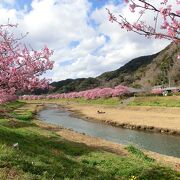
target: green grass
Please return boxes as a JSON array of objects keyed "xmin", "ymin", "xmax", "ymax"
[
  {"xmin": 12, "ymin": 111, "xmax": 33, "ymax": 121},
  {"xmin": 71, "ymin": 97, "xmax": 121, "ymax": 106},
  {"xmin": 24, "ymin": 95, "xmax": 180, "ymax": 108},
  {"xmin": 80, "ymin": 151, "xmax": 178, "ymax": 180},
  {"xmin": 25, "ymin": 97, "xmax": 122, "ymax": 106},
  {"xmin": 0, "ymin": 101, "xmax": 179, "ymax": 179},
  {"xmin": 128, "ymin": 96, "xmax": 180, "ymax": 107},
  {"xmin": 0, "ymin": 101, "xmax": 25, "ymax": 111},
  {"xmin": 126, "ymin": 145, "xmax": 155, "ymax": 163},
  {"xmin": 0, "ymin": 101, "xmax": 34, "ymax": 121}
]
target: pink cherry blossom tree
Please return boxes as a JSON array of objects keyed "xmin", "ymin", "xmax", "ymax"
[
  {"xmin": 0, "ymin": 24, "xmax": 54, "ymax": 104},
  {"xmin": 20, "ymin": 85, "xmax": 131, "ymax": 101},
  {"xmin": 107, "ymin": 0, "xmax": 179, "ymax": 42}
]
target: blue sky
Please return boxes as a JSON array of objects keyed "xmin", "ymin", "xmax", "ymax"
[
  {"xmin": 3, "ymin": 0, "xmax": 32, "ymax": 10},
  {"xmin": 3, "ymin": 0, "xmax": 118, "ymax": 11},
  {"xmin": 0, "ymin": 0, "xmax": 170, "ymax": 81},
  {"xmin": 5, "ymin": 0, "xmax": 121, "ymax": 9}
]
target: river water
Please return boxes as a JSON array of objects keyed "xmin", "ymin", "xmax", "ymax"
[{"xmin": 38, "ymin": 105, "xmax": 180, "ymax": 158}]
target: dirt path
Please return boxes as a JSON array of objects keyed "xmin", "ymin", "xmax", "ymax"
[{"xmin": 67, "ymin": 105, "xmax": 180, "ymax": 134}]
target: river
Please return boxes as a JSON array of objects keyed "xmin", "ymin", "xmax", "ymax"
[{"xmin": 38, "ymin": 104, "xmax": 180, "ymax": 158}]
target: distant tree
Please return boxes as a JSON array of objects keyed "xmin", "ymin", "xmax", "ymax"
[
  {"xmin": 0, "ymin": 23, "xmax": 54, "ymax": 103},
  {"xmin": 20, "ymin": 85, "xmax": 130, "ymax": 100}
]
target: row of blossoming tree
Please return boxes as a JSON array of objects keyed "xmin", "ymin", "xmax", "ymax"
[
  {"xmin": 20, "ymin": 84, "xmax": 179, "ymax": 101},
  {"xmin": 19, "ymin": 85, "xmax": 130, "ymax": 100},
  {"xmin": 0, "ymin": 24, "xmax": 54, "ymax": 104}
]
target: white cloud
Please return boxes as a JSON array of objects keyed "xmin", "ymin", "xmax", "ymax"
[
  {"xmin": 0, "ymin": 0, "xmax": 175, "ymax": 82},
  {"xmin": 90, "ymin": 1, "xmax": 171, "ymax": 65}
]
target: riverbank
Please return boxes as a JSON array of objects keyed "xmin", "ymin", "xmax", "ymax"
[
  {"xmin": 1, "ymin": 101, "xmax": 180, "ymax": 179},
  {"xmin": 0, "ymin": 101, "xmax": 180, "ymax": 179},
  {"xmin": 35, "ymin": 103, "xmax": 180, "ymax": 171},
  {"xmin": 35, "ymin": 118, "xmax": 180, "ymax": 171},
  {"xmin": 23, "ymin": 96, "xmax": 180, "ymax": 135},
  {"xmin": 34, "ymin": 102, "xmax": 180, "ymax": 168},
  {"xmin": 67, "ymin": 104, "xmax": 180, "ymax": 135}
]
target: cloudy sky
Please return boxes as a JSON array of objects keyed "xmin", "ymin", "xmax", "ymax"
[{"xmin": 0, "ymin": 0, "xmax": 172, "ymax": 81}]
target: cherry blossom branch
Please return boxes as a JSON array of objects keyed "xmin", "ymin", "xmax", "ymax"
[
  {"xmin": 0, "ymin": 23, "xmax": 54, "ymax": 103},
  {"xmin": 107, "ymin": 0, "xmax": 180, "ymax": 42}
]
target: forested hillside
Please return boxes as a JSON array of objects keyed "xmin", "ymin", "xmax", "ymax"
[{"xmin": 50, "ymin": 43, "xmax": 180, "ymax": 93}]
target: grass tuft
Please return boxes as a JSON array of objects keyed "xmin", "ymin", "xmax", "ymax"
[
  {"xmin": 126, "ymin": 145, "xmax": 155, "ymax": 162},
  {"xmin": 12, "ymin": 112, "xmax": 33, "ymax": 121}
]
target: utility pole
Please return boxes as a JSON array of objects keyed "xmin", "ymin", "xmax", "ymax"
[
  {"xmin": 167, "ymin": 57, "xmax": 173, "ymax": 88},
  {"xmin": 168, "ymin": 70, "xmax": 171, "ymax": 87}
]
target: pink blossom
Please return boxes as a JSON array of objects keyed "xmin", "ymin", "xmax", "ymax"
[
  {"xmin": 107, "ymin": 0, "xmax": 179, "ymax": 42},
  {"xmin": 151, "ymin": 88, "xmax": 163, "ymax": 94},
  {"xmin": 176, "ymin": 10, "xmax": 180, "ymax": 15},
  {"xmin": 129, "ymin": 3, "xmax": 136, "ymax": 12},
  {"xmin": 19, "ymin": 85, "xmax": 130, "ymax": 101},
  {"xmin": 0, "ymin": 24, "xmax": 54, "ymax": 104}
]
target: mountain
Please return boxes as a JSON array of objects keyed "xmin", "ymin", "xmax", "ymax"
[
  {"xmin": 49, "ymin": 43, "xmax": 180, "ymax": 93},
  {"xmin": 50, "ymin": 78, "xmax": 100, "ymax": 93}
]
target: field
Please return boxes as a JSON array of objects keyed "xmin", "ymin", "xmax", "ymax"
[
  {"xmin": 128, "ymin": 96, "xmax": 180, "ymax": 107},
  {"xmin": 28, "ymin": 95, "xmax": 180, "ymax": 107},
  {"xmin": 0, "ymin": 101, "xmax": 179, "ymax": 179},
  {"xmin": 39, "ymin": 97, "xmax": 122, "ymax": 106}
]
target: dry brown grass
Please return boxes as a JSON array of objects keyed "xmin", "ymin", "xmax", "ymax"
[{"xmin": 68, "ymin": 104, "xmax": 180, "ymax": 131}]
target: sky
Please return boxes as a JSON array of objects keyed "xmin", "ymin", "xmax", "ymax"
[{"xmin": 0, "ymin": 0, "xmax": 173, "ymax": 81}]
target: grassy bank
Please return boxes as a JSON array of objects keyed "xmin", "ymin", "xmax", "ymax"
[
  {"xmin": 48, "ymin": 97, "xmax": 121, "ymax": 106},
  {"xmin": 129, "ymin": 96, "xmax": 180, "ymax": 107},
  {"xmin": 24, "ymin": 95, "xmax": 180, "ymax": 107},
  {"xmin": 0, "ymin": 101, "xmax": 179, "ymax": 179}
]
